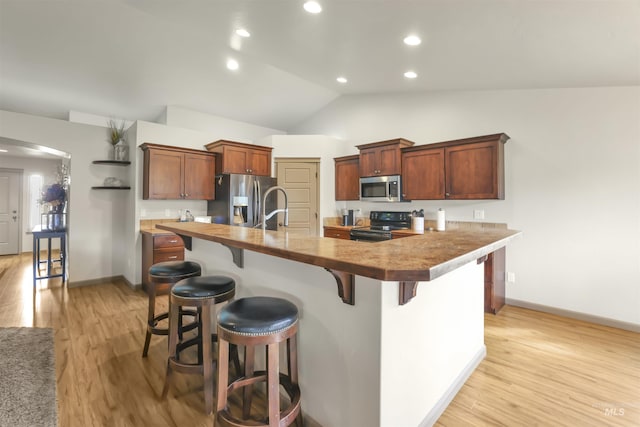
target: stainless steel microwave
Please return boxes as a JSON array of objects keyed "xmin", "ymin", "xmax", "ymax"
[{"xmin": 360, "ymin": 175, "xmax": 402, "ymax": 202}]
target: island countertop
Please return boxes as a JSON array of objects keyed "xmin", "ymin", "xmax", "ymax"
[{"xmin": 156, "ymin": 222, "xmax": 521, "ymax": 282}]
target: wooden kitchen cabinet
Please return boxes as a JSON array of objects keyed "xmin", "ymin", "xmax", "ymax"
[
  {"xmin": 141, "ymin": 232, "xmax": 185, "ymax": 294},
  {"xmin": 401, "ymin": 133, "xmax": 508, "ymax": 200},
  {"xmin": 323, "ymin": 226, "xmax": 352, "ymax": 240},
  {"xmin": 445, "ymin": 136, "xmax": 506, "ymax": 199},
  {"xmin": 334, "ymin": 155, "xmax": 360, "ymax": 200},
  {"xmin": 141, "ymin": 143, "xmax": 215, "ymax": 200},
  {"xmin": 401, "ymin": 148, "xmax": 445, "ymax": 200},
  {"xmin": 356, "ymin": 138, "xmax": 415, "ymax": 177},
  {"xmin": 205, "ymin": 140, "xmax": 273, "ymax": 176},
  {"xmin": 484, "ymin": 247, "xmax": 506, "ymax": 314}
]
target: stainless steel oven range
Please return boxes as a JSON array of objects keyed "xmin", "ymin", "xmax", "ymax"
[{"xmin": 350, "ymin": 211, "xmax": 412, "ymax": 242}]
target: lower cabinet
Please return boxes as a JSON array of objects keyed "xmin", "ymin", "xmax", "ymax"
[
  {"xmin": 484, "ymin": 247, "xmax": 506, "ymax": 314},
  {"xmin": 141, "ymin": 232, "xmax": 185, "ymax": 294},
  {"xmin": 323, "ymin": 226, "xmax": 352, "ymax": 240}
]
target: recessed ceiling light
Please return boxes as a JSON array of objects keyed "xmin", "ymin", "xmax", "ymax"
[
  {"xmin": 304, "ymin": 1, "xmax": 322, "ymax": 14},
  {"xmin": 336, "ymin": 76, "xmax": 347, "ymax": 84},
  {"xmin": 226, "ymin": 59, "xmax": 239, "ymax": 70},
  {"xmin": 403, "ymin": 35, "xmax": 421, "ymax": 46},
  {"xmin": 0, "ymin": 149, "xmax": 7, "ymax": 153},
  {"xmin": 235, "ymin": 28, "xmax": 251, "ymax": 38},
  {"xmin": 404, "ymin": 71, "xmax": 418, "ymax": 79}
]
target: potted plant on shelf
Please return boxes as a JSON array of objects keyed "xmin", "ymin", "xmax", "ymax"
[{"xmin": 108, "ymin": 119, "xmax": 128, "ymax": 161}]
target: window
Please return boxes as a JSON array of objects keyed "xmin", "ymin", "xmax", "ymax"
[{"xmin": 28, "ymin": 174, "xmax": 43, "ymax": 229}]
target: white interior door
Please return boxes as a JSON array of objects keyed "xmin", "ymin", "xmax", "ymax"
[
  {"xmin": 276, "ymin": 159, "xmax": 319, "ymax": 235},
  {"xmin": 0, "ymin": 170, "xmax": 21, "ymax": 255}
]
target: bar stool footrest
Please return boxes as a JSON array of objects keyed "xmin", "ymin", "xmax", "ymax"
[
  {"xmin": 219, "ymin": 372, "xmax": 301, "ymax": 427},
  {"xmin": 148, "ymin": 309, "xmax": 198, "ymax": 335}
]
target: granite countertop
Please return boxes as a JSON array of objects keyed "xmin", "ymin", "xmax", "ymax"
[
  {"xmin": 156, "ymin": 222, "xmax": 521, "ymax": 282},
  {"xmin": 140, "ymin": 219, "xmax": 181, "ymax": 236},
  {"xmin": 323, "ymin": 216, "xmax": 369, "ymax": 229}
]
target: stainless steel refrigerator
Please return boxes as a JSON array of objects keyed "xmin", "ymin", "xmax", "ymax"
[{"xmin": 207, "ymin": 174, "xmax": 278, "ymax": 230}]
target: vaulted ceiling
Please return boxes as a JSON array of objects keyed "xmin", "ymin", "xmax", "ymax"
[{"xmin": 1, "ymin": 0, "xmax": 639, "ymax": 137}]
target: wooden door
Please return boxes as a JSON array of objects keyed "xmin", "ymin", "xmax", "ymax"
[
  {"xmin": 445, "ymin": 141, "xmax": 502, "ymax": 199},
  {"xmin": 144, "ymin": 149, "xmax": 183, "ymax": 199},
  {"xmin": 334, "ymin": 155, "xmax": 359, "ymax": 200},
  {"xmin": 183, "ymin": 153, "xmax": 215, "ymax": 200},
  {"xmin": 276, "ymin": 159, "xmax": 319, "ymax": 235},
  {"xmin": 0, "ymin": 169, "xmax": 21, "ymax": 255},
  {"xmin": 401, "ymin": 148, "xmax": 445, "ymax": 200}
]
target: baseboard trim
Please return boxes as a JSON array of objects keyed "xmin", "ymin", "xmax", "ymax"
[
  {"xmin": 419, "ymin": 345, "xmax": 487, "ymax": 427},
  {"xmin": 68, "ymin": 275, "xmax": 138, "ymax": 289},
  {"xmin": 506, "ymin": 298, "xmax": 640, "ymax": 333}
]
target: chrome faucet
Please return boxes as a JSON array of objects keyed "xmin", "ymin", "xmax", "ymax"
[{"xmin": 260, "ymin": 186, "xmax": 289, "ymax": 230}]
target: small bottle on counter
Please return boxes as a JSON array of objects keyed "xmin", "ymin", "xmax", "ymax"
[{"xmin": 436, "ymin": 208, "xmax": 446, "ymax": 231}]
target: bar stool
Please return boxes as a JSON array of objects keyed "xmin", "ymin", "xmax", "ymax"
[
  {"xmin": 142, "ymin": 260, "xmax": 202, "ymax": 357},
  {"xmin": 161, "ymin": 275, "xmax": 236, "ymax": 414},
  {"xmin": 215, "ymin": 296, "xmax": 302, "ymax": 427}
]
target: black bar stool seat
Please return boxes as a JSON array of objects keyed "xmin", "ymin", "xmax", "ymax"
[
  {"xmin": 215, "ymin": 296, "xmax": 302, "ymax": 427},
  {"xmin": 142, "ymin": 260, "xmax": 202, "ymax": 357},
  {"xmin": 162, "ymin": 275, "xmax": 237, "ymax": 414}
]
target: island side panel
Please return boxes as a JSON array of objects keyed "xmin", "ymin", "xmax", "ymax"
[
  {"xmin": 187, "ymin": 238, "xmax": 383, "ymax": 427},
  {"xmin": 379, "ymin": 261, "xmax": 486, "ymax": 426}
]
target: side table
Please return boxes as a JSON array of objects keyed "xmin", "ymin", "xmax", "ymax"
[{"xmin": 32, "ymin": 225, "xmax": 67, "ymax": 286}]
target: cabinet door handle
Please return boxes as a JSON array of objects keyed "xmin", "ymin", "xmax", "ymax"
[
  {"xmin": 168, "ymin": 255, "xmax": 178, "ymax": 259},
  {"xmin": 445, "ymin": 192, "xmax": 450, "ymax": 197},
  {"xmin": 184, "ymin": 193, "xmax": 189, "ymax": 198},
  {"xmin": 169, "ymin": 240, "xmax": 178, "ymax": 243}
]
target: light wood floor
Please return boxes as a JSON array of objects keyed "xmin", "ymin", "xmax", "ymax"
[{"xmin": 0, "ymin": 253, "xmax": 638, "ymax": 426}]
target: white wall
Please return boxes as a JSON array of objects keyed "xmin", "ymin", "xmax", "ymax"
[
  {"xmin": 290, "ymin": 86, "xmax": 640, "ymax": 326},
  {"xmin": 0, "ymin": 156, "xmax": 61, "ymax": 251},
  {"xmin": 162, "ymin": 105, "xmax": 286, "ymax": 141}
]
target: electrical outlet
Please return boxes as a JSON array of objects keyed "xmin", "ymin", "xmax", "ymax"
[
  {"xmin": 473, "ymin": 209, "xmax": 485, "ymax": 220},
  {"xmin": 507, "ymin": 272, "xmax": 516, "ymax": 283},
  {"xmin": 165, "ymin": 209, "xmax": 171, "ymax": 217},
  {"xmin": 140, "ymin": 208, "xmax": 147, "ymax": 217}
]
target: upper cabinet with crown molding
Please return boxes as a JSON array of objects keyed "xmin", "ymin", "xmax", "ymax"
[
  {"xmin": 205, "ymin": 140, "xmax": 272, "ymax": 176},
  {"xmin": 140, "ymin": 143, "xmax": 216, "ymax": 200},
  {"xmin": 402, "ymin": 133, "xmax": 509, "ymax": 200},
  {"xmin": 356, "ymin": 138, "xmax": 415, "ymax": 177},
  {"xmin": 334, "ymin": 155, "xmax": 360, "ymax": 201}
]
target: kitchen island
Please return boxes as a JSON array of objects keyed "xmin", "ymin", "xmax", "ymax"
[{"xmin": 157, "ymin": 222, "xmax": 520, "ymax": 426}]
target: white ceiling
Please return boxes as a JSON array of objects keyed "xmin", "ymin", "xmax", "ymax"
[{"xmin": 0, "ymin": 0, "xmax": 639, "ymax": 137}]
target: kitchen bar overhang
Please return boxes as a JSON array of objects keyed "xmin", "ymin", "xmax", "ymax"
[{"xmin": 156, "ymin": 222, "xmax": 521, "ymax": 305}]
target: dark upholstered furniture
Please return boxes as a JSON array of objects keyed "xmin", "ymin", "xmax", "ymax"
[
  {"xmin": 215, "ymin": 296, "xmax": 302, "ymax": 427},
  {"xmin": 142, "ymin": 260, "xmax": 201, "ymax": 357},
  {"xmin": 161, "ymin": 275, "xmax": 236, "ymax": 414}
]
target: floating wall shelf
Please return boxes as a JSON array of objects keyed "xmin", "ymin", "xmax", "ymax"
[
  {"xmin": 92, "ymin": 160, "xmax": 131, "ymax": 165},
  {"xmin": 91, "ymin": 186, "xmax": 131, "ymax": 190}
]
